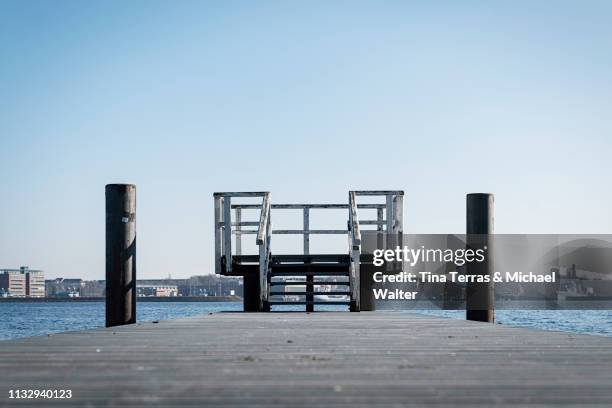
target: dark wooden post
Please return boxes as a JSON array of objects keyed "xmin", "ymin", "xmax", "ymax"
[
  {"xmin": 359, "ymin": 264, "xmax": 375, "ymax": 311},
  {"xmin": 106, "ymin": 184, "xmax": 136, "ymax": 327},
  {"xmin": 466, "ymin": 193, "xmax": 494, "ymax": 323},
  {"xmin": 243, "ymin": 272, "xmax": 260, "ymax": 312}
]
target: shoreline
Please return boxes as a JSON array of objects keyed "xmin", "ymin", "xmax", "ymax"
[{"xmin": 0, "ymin": 296, "xmax": 242, "ymax": 303}]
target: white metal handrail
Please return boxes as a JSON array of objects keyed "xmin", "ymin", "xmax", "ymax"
[
  {"xmin": 214, "ymin": 192, "xmax": 271, "ymax": 275},
  {"xmin": 348, "ymin": 191, "xmax": 361, "ymax": 310},
  {"xmin": 349, "ymin": 192, "xmax": 362, "ymax": 247},
  {"xmin": 256, "ymin": 193, "xmax": 271, "ymax": 245},
  {"xmin": 257, "ymin": 193, "xmax": 271, "ymax": 309},
  {"xmin": 348, "ymin": 190, "xmax": 404, "ymax": 311}
]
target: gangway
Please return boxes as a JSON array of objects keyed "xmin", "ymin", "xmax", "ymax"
[{"xmin": 213, "ymin": 191, "xmax": 404, "ymax": 312}]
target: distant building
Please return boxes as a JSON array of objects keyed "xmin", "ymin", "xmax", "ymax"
[
  {"xmin": 32, "ymin": 274, "xmax": 243, "ymax": 298},
  {"xmin": 81, "ymin": 280, "xmax": 105, "ymax": 297},
  {"xmin": 0, "ymin": 270, "xmax": 26, "ymax": 297},
  {"xmin": 25, "ymin": 268, "xmax": 45, "ymax": 297},
  {"xmin": 137, "ymin": 275, "xmax": 242, "ymax": 297},
  {"xmin": 0, "ymin": 267, "xmax": 44, "ymax": 297},
  {"xmin": 187, "ymin": 275, "xmax": 243, "ymax": 297},
  {"xmin": 45, "ymin": 278, "xmax": 83, "ymax": 298},
  {"xmin": 137, "ymin": 285, "xmax": 178, "ymax": 297}
]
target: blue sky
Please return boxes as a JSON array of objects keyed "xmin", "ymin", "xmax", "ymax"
[{"xmin": 1, "ymin": 0, "xmax": 611, "ymax": 279}]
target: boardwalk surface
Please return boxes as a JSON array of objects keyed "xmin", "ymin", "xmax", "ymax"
[{"xmin": 2, "ymin": 312, "xmax": 612, "ymax": 407}]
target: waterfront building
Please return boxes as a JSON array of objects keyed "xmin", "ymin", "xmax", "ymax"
[
  {"xmin": 137, "ymin": 285, "xmax": 178, "ymax": 297},
  {"xmin": 45, "ymin": 278, "xmax": 83, "ymax": 297},
  {"xmin": 25, "ymin": 268, "xmax": 45, "ymax": 297},
  {"xmin": 81, "ymin": 280, "xmax": 105, "ymax": 297},
  {"xmin": 0, "ymin": 270, "xmax": 26, "ymax": 297},
  {"xmin": 0, "ymin": 266, "xmax": 44, "ymax": 297}
]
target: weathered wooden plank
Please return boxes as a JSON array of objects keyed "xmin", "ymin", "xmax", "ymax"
[{"xmin": 2, "ymin": 312, "xmax": 612, "ymax": 407}]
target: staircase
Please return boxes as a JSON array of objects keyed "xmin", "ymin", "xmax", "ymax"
[
  {"xmin": 268, "ymin": 254, "xmax": 352, "ymax": 311},
  {"xmin": 213, "ymin": 190, "xmax": 404, "ymax": 312}
]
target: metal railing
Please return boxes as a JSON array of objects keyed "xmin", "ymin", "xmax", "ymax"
[
  {"xmin": 348, "ymin": 191, "xmax": 404, "ymax": 310},
  {"xmin": 257, "ymin": 193, "xmax": 271, "ymax": 309},
  {"xmin": 213, "ymin": 192, "xmax": 270, "ymax": 274},
  {"xmin": 214, "ymin": 190, "xmax": 403, "ymax": 311},
  {"xmin": 348, "ymin": 191, "xmax": 361, "ymax": 309}
]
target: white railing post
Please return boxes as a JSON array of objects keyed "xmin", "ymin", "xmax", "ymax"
[
  {"xmin": 214, "ymin": 195, "xmax": 223, "ymax": 274},
  {"xmin": 235, "ymin": 208, "xmax": 242, "ymax": 256},
  {"xmin": 349, "ymin": 191, "xmax": 361, "ymax": 312},
  {"xmin": 377, "ymin": 207, "xmax": 384, "ymax": 249},
  {"xmin": 303, "ymin": 208, "xmax": 310, "ymax": 256},
  {"xmin": 223, "ymin": 196, "xmax": 232, "ymax": 274},
  {"xmin": 265, "ymin": 212, "xmax": 271, "ymax": 310},
  {"xmin": 393, "ymin": 193, "xmax": 403, "ymax": 235},
  {"xmin": 257, "ymin": 193, "xmax": 271, "ymax": 311},
  {"xmin": 304, "ymin": 207, "xmax": 313, "ymax": 312},
  {"xmin": 258, "ymin": 237, "xmax": 266, "ymax": 310},
  {"xmin": 385, "ymin": 194, "xmax": 394, "ymax": 234},
  {"xmin": 392, "ymin": 193, "xmax": 404, "ymax": 277},
  {"xmin": 352, "ymin": 248, "xmax": 360, "ymax": 311}
]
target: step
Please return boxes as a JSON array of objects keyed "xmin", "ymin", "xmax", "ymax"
[
  {"xmin": 271, "ymin": 271, "xmax": 350, "ymax": 277},
  {"xmin": 272, "ymin": 254, "xmax": 350, "ymax": 263},
  {"xmin": 269, "ymin": 291, "xmax": 350, "ymax": 296},
  {"xmin": 233, "ymin": 254, "xmax": 351, "ymax": 264},
  {"xmin": 269, "ymin": 281, "xmax": 350, "ymax": 286},
  {"xmin": 232, "ymin": 255, "xmax": 260, "ymax": 263},
  {"xmin": 271, "ymin": 263, "xmax": 349, "ymax": 273},
  {"xmin": 229, "ymin": 263, "xmax": 258, "ymax": 275},
  {"xmin": 268, "ymin": 301, "xmax": 351, "ymax": 306},
  {"xmin": 232, "ymin": 254, "xmax": 364, "ymax": 265}
]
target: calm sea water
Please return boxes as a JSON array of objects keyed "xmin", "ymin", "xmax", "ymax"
[
  {"xmin": 415, "ymin": 310, "xmax": 612, "ymax": 337},
  {"xmin": 0, "ymin": 301, "xmax": 243, "ymax": 340},
  {"xmin": 1, "ymin": 301, "xmax": 612, "ymax": 340}
]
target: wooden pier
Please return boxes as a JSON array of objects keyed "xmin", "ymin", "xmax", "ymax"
[{"xmin": 3, "ymin": 311, "xmax": 612, "ymax": 407}]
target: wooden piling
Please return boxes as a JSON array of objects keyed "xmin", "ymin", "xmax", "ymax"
[
  {"xmin": 243, "ymin": 272, "xmax": 260, "ymax": 312},
  {"xmin": 466, "ymin": 193, "xmax": 494, "ymax": 323},
  {"xmin": 359, "ymin": 263, "xmax": 375, "ymax": 311},
  {"xmin": 105, "ymin": 184, "xmax": 136, "ymax": 327}
]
